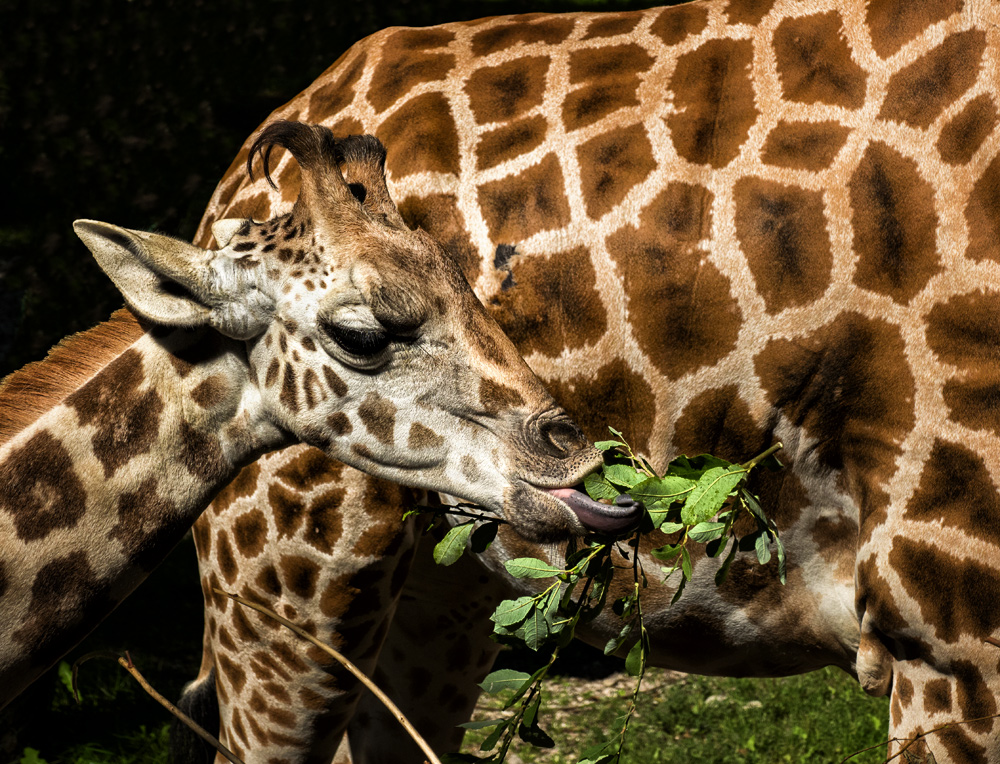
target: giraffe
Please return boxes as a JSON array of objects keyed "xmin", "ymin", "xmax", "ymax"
[
  {"xmin": 174, "ymin": 0, "xmax": 1000, "ymax": 762},
  {"xmin": 0, "ymin": 122, "xmax": 621, "ymax": 712}
]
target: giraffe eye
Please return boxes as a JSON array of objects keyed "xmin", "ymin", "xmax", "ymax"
[{"xmin": 323, "ymin": 324, "xmax": 390, "ymax": 357}]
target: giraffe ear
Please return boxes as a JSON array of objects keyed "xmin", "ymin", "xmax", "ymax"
[{"xmin": 73, "ymin": 219, "xmax": 273, "ymax": 339}]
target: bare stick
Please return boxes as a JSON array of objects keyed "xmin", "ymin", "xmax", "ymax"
[
  {"xmin": 215, "ymin": 588, "xmax": 444, "ymax": 764},
  {"xmin": 841, "ymin": 711, "xmax": 1000, "ymax": 763},
  {"xmin": 72, "ymin": 650, "xmax": 245, "ymax": 764}
]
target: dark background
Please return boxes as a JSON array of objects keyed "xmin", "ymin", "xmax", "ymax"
[{"xmin": 0, "ymin": 0, "xmax": 661, "ymax": 760}]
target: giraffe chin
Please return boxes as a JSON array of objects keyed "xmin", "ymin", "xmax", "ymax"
[{"xmin": 546, "ymin": 488, "xmax": 642, "ymax": 535}]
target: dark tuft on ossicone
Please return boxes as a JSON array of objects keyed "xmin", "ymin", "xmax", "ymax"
[{"xmin": 247, "ymin": 121, "xmax": 342, "ymax": 190}]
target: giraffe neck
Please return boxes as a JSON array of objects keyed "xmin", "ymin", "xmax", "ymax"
[{"xmin": 0, "ymin": 311, "xmax": 290, "ymax": 707}]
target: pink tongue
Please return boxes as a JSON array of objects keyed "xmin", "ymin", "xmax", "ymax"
[{"xmin": 547, "ymin": 488, "xmax": 643, "ymax": 534}]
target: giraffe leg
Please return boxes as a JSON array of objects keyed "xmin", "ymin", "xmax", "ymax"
[{"xmin": 340, "ymin": 531, "xmax": 509, "ymax": 763}]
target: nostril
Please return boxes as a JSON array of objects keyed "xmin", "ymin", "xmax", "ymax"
[{"xmin": 536, "ymin": 413, "xmax": 587, "ymax": 456}]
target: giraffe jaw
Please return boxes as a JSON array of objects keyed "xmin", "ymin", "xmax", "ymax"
[{"xmin": 545, "ymin": 488, "xmax": 643, "ymax": 535}]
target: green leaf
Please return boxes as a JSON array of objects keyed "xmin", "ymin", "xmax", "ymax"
[
  {"xmin": 433, "ymin": 522, "xmax": 475, "ymax": 566},
  {"xmin": 584, "ymin": 472, "xmax": 619, "ymax": 502},
  {"xmin": 680, "ymin": 465, "xmax": 745, "ymax": 525},
  {"xmin": 602, "ymin": 463, "xmax": 645, "ymax": 489},
  {"xmin": 625, "ymin": 638, "xmax": 644, "ymax": 677},
  {"xmin": 519, "ymin": 721, "xmax": 556, "ymax": 748},
  {"xmin": 608, "ymin": 426, "xmax": 624, "ymax": 438},
  {"xmin": 774, "ymin": 533, "xmax": 787, "ymax": 584},
  {"xmin": 604, "ymin": 622, "xmax": 632, "ymax": 655},
  {"xmin": 650, "ymin": 543, "xmax": 683, "ymax": 561},
  {"xmin": 19, "ymin": 750, "xmax": 48, "ymax": 764},
  {"xmin": 667, "ymin": 453, "xmax": 731, "ymax": 480},
  {"xmin": 670, "ymin": 572, "xmax": 688, "ymax": 604},
  {"xmin": 579, "ymin": 739, "xmax": 620, "ymax": 764},
  {"xmin": 594, "ymin": 440, "xmax": 625, "ymax": 451},
  {"xmin": 480, "ymin": 720, "xmax": 507, "ymax": 752},
  {"xmin": 471, "ymin": 521, "xmax": 498, "ymax": 553},
  {"xmin": 58, "ymin": 661, "xmax": 74, "ymax": 696},
  {"xmin": 687, "ymin": 521, "xmax": 726, "ymax": 543},
  {"xmin": 715, "ymin": 540, "xmax": 737, "ymax": 586},
  {"xmin": 755, "ymin": 531, "xmax": 772, "ymax": 566},
  {"xmin": 654, "ymin": 520, "xmax": 685, "ymax": 534},
  {"xmin": 630, "ymin": 475, "xmax": 696, "ymax": 507},
  {"xmin": 504, "ymin": 557, "xmax": 563, "ymax": 579},
  {"xmin": 491, "ymin": 597, "xmax": 536, "ymax": 628},
  {"xmin": 478, "ymin": 669, "xmax": 531, "ymax": 695},
  {"xmin": 680, "ymin": 546, "xmax": 693, "ymax": 580},
  {"xmin": 523, "ymin": 692, "xmax": 542, "ymax": 728},
  {"xmin": 517, "ymin": 605, "xmax": 549, "ymax": 650}
]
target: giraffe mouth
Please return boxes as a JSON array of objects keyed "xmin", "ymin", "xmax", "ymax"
[{"xmin": 546, "ymin": 488, "xmax": 643, "ymax": 534}]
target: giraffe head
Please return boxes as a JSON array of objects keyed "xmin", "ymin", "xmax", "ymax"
[{"xmin": 72, "ymin": 121, "xmax": 639, "ymax": 541}]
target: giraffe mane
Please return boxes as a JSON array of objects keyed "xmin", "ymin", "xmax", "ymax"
[{"xmin": 0, "ymin": 308, "xmax": 145, "ymax": 446}]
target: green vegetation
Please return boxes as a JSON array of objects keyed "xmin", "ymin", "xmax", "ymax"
[{"xmin": 464, "ymin": 665, "xmax": 890, "ymax": 764}]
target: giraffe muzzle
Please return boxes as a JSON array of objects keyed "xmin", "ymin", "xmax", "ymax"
[{"xmin": 545, "ymin": 487, "xmax": 643, "ymax": 534}]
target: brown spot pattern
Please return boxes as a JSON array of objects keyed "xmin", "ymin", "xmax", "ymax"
[
  {"xmin": 308, "ymin": 49, "xmax": 367, "ymax": 120},
  {"xmin": 649, "ymin": 4, "xmax": 708, "ymax": 47},
  {"xmin": 376, "ymin": 93, "xmax": 460, "ymax": 179},
  {"xmin": 583, "ymin": 14, "xmax": 640, "ymax": 40},
  {"xmin": 563, "ymin": 44, "xmax": 654, "ymax": 131},
  {"xmin": 489, "ymin": 246, "xmax": 607, "ymax": 358},
  {"xmin": 367, "ymin": 28, "xmax": 455, "ymax": 113},
  {"xmin": 322, "ymin": 366, "xmax": 348, "ymax": 397},
  {"xmin": 577, "ymin": 123, "xmax": 656, "ymax": 220},
  {"xmin": 303, "ymin": 488, "xmax": 346, "ymax": 554},
  {"xmin": 735, "ymin": 176, "xmax": 834, "ymax": 313},
  {"xmin": 67, "ymin": 348, "xmax": 164, "ymax": 477},
  {"xmin": 879, "ymin": 30, "xmax": 985, "ymax": 129},
  {"xmin": 109, "ymin": 476, "xmax": 184, "ymax": 570},
  {"xmin": 466, "ymin": 56, "xmax": 549, "ymax": 125},
  {"xmin": 761, "ymin": 120, "xmax": 851, "ymax": 171},
  {"xmin": 924, "ymin": 678, "xmax": 953, "ymax": 715},
  {"xmin": 475, "ymin": 116, "xmax": 548, "ymax": 173},
  {"xmin": 865, "ymin": 0, "xmax": 965, "ymax": 60},
  {"xmin": 211, "ymin": 461, "xmax": 260, "ymax": 515},
  {"xmin": 280, "ymin": 364, "xmax": 298, "ymax": 412},
  {"xmin": 216, "ymin": 529, "xmax": 238, "ymax": 583},
  {"xmin": 725, "ymin": 0, "xmax": 775, "ymax": 25},
  {"xmin": 280, "ymin": 555, "xmax": 321, "ymax": 599},
  {"xmin": 849, "ymin": 141, "xmax": 939, "ymax": 303},
  {"xmin": 953, "ymin": 660, "xmax": 997, "ymax": 734},
  {"xmin": 926, "ymin": 291, "xmax": 1000, "ymax": 437},
  {"xmin": 192, "ymin": 376, "xmax": 229, "ymax": 409},
  {"xmin": 327, "ymin": 412, "xmax": 352, "ymax": 436},
  {"xmin": 269, "ymin": 482, "xmax": 305, "ymax": 540},
  {"xmin": 906, "ymin": 440, "xmax": 1000, "ymax": 548},
  {"xmin": 773, "ymin": 12, "xmax": 866, "ymax": 109},
  {"xmin": 478, "ymin": 378, "xmax": 525, "ymax": 416},
  {"xmin": 671, "ymin": 386, "xmax": 764, "ymax": 461},
  {"xmin": 546, "ymin": 359, "xmax": 655, "ymax": 453},
  {"xmin": 607, "ymin": 182, "xmax": 742, "ymax": 380},
  {"xmin": 233, "ymin": 509, "xmax": 268, "ymax": 558},
  {"xmin": 179, "ymin": 421, "xmax": 229, "ymax": 482},
  {"xmin": 938, "ymin": 94, "xmax": 998, "ymax": 166},
  {"xmin": 396, "ymin": 193, "xmax": 481, "ymax": 284},
  {"xmin": 470, "ymin": 16, "xmax": 574, "ymax": 57},
  {"xmin": 889, "ymin": 537, "xmax": 1000, "ymax": 643},
  {"xmin": 754, "ymin": 313, "xmax": 915, "ymax": 523},
  {"xmin": 667, "ymin": 38, "xmax": 758, "ymax": 168},
  {"xmin": 0, "ymin": 431, "xmax": 87, "ymax": 541},
  {"xmin": 408, "ymin": 422, "xmax": 444, "ymax": 450},
  {"xmin": 478, "ymin": 153, "xmax": 571, "ymax": 243},
  {"xmin": 358, "ymin": 393, "xmax": 397, "ymax": 446},
  {"xmin": 275, "ymin": 448, "xmax": 340, "ymax": 490},
  {"xmin": 965, "ymin": 154, "xmax": 1000, "ymax": 263}
]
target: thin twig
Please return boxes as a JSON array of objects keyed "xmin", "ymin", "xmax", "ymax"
[
  {"xmin": 215, "ymin": 589, "xmax": 443, "ymax": 764},
  {"xmin": 841, "ymin": 711, "xmax": 1000, "ymax": 763},
  {"xmin": 72, "ymin": 650, "xmax": 245, "ymax": 764},
  {"xmin": 740, "ymin": 442, "xmax": 784, "ymax": 470}
]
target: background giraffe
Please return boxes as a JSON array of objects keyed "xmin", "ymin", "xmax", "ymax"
[{"xmin": 174, "ymin": 1, "xmax": 1000, "ymax": 762}]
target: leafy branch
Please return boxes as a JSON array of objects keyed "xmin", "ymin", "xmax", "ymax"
[{"xmin": 431, "ymin": 430, "xmax": 786, "ymax": 764}]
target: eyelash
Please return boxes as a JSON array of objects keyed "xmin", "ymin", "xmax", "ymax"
[{"xmin": 324, "ymin": 324, "xmax": 390, "ymax": 356}]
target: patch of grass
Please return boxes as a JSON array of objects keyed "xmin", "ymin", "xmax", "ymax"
[{"xmin": 465, "ymin": 666, "xmax": 890, "ymax": 763}]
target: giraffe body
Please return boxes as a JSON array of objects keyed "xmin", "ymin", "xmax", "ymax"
[
  {"xmin": 0, "ymin": 125, "xmax": 609, "ymax": 709},
  {"xmin": 183, "ymin": 1, "xmax": 1000, "ymax": 761}
]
